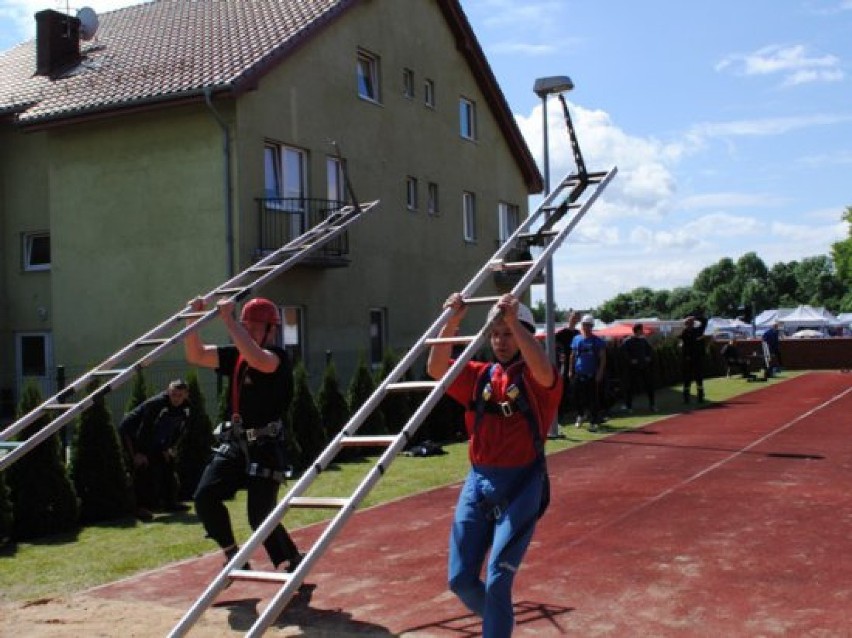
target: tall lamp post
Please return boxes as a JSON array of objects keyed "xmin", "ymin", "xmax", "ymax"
[{"xmin": 534, "ymin": 75, "xmax": 574, "ymax": 438}]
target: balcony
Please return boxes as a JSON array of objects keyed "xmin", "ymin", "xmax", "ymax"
[{"xmin": 254, "ymin": 198, "xmax": 351, "ymax": 268}]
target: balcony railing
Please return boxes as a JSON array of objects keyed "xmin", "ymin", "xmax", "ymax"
[{"xmin": 255, "ymin": 197, "xmax": 350, "ymax": 267}]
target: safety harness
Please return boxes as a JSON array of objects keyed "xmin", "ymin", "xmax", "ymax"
[
  {"xmin": 212, "ymin": 354, "xmax": 289, "ymax": 483},
  {"xmin": 470, "ymin": 362, "xmax": 550, "ymax": 523}
]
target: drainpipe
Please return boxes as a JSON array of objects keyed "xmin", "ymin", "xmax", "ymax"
[{"xmin": 203, "ymin": 87, "xmax": 234, "ymax": 278}]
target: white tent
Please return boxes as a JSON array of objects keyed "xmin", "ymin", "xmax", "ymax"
[{"xmin": 777, "ymin": 305, "xmax": 833, "ymax": 334}]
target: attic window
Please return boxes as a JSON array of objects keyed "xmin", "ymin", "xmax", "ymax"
[
  {"xmin": 357, "ymin": 49, "xmax": 381, "ymax": 103},
  {"xmin": 460, "ymin": 97, "xmax": 477, "ymax": 140},
  {"xmin": 23, "ymin": 232, "xmax": 51, "ymax": 271}
]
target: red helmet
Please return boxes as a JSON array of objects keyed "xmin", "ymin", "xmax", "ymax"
[{"xmin": 240, "ymin": 298, "xmax": 281, "ymax": 325}]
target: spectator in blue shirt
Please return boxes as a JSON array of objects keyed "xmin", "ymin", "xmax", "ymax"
[{"xmin": 569, "ymin": 315, "xmax": 607, "ymax": 431}]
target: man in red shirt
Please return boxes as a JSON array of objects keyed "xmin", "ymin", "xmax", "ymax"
[{"xmin": 428, "ymin": 292, "xmax": 562, "ymax": 638}]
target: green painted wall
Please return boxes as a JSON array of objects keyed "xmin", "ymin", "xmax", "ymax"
[{"xmin": 47, "ymin": 105, "xmax": 229, "ymax": 370}]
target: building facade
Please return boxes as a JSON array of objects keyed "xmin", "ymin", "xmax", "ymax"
[{"xmin": 0, "ymin": 0, "xmax": 541, "ymax": 417}]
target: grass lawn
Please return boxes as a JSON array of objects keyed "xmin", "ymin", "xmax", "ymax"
[{"xmin": 0, "ymin": 372, "xmax": 796, "ymax": 603}]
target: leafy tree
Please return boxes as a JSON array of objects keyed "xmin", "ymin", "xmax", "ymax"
[
  {"xmin": 694, "ymin": 258, "xmax": 736, "ymax": 296},
  {"xmin": 175, "ymin": 370, "xmax": 215, "ymax": 500},
  {"xmin": 794, "ymin": 256, "xmax": 845, "ymax": 308},
  {"xmin": 7, "ymin": 381, "xmax": 79, "ymax": 540},
  {"xmin": 69, "ymin": 380, "xmax": 133, "ymax": 523},
  {"xmin": 768, "ymin": 261, "xmax": 799, "ymax": 308},
  {"xmin": 316, "ymin": 360, "xmax": 350, "ymax": 461},
  {"xmin": 288, "ymin": 362, "xmax": 326, "ymax": 469},
  {"xmin": 831, "ymin": 207, "xmax": 852, "ymax": 304}
]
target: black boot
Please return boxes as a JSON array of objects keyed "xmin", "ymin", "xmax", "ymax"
[
  {"xmin": 697, "ymin": 388, "xmax": 705, "ymax": 403},
  {"xmin": 682, "ymin": 388, "xmax": 690, "ymax": 404}
]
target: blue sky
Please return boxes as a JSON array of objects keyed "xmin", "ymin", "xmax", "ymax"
[{"xmin": 2, "ymin": 0, "xmax": 850, "ymax": 311}]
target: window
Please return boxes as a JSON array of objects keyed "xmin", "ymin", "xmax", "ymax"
[
  {"xmin": 23, "ymin": 232, "xmax": 50, "ymax": 271},
  {"xmin": 460, "ymin": 97, "xmax": 476, "ymax": 140},
  {"xmin": 357, "ymin": 49, "xmax": 380, "ymax": 102},
  {"xmin": 424, "ymin": 79, "xmax": 435, "ymax": 107},
  {"xmin": 403, "ymin": 68, "xmax": 414, "ymax": 98},
  {"xmin": 327, "ymin": 156, "xmax": 346, "ymax": 203},
  {"xmin": 280, "ymin": 306, "xmax": 305, "ymax": 365},
  {"xmin": 369, "ymin": 308, "xmax": 387, "ymax": 369},
  {"xmin": 406, "ymin": 176, "xmax": 418, "ymax": 211},
  {"xmin": 463, "ymin": 191, "xmax": 477, "ymax": 242},
  {"xmin": 264, "ymin": 143, "xmax": 307, "ymax": 236},
  {"xmin": 427, "ymin": 182, "xmax": 439, "ymax": 216},
  {"xmin": 498, "ymin": 202, "xmax": 521, "ymax": 243}
]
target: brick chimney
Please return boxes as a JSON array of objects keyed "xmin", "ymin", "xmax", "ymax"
[{"xmin": 35, "ymin": 9, "xmax": 81, "ymax": 76}]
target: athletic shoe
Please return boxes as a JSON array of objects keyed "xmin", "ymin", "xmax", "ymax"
[
  {"xmin": 135, "ymin": 507, "xmax": 154, "ymax": 522},
  {"xmin": 574, "ymin": 416, "xmax": 583, "ymax": 428},
  {"xmin": 281, "ymin": 552, "xmax": 305, "ymax": 572}
]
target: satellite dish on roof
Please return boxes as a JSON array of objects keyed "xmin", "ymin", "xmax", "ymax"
[{"xmin": 77, "ymin": 6, "xmax": 99, "ymax": 41}]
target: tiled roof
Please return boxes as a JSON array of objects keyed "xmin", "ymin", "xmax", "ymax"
[
  {"xmin": 0, "ymin": 0, "xmax": 350, "ymax": 124},
  {"xmin": 0, "ymin": 0, "xmax": 542, "ymax": 191}
]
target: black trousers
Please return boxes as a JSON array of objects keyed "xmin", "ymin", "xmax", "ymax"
[
  {"xmin": 571, "ymin": 375, "xmax": 601, "ymax": 423},
  {"xmin": 624, "ymin": 366, "xmax": 655, "ymax": 409},
  {"xmin": 193, "ymin": 451, "xmax": 299, "ymax": 567},
  {"xmin": 133, "ymin": 451, "xmax": 179, "ymax": 510},
  {"xmin": 682, "ymin": 356, "xmax": 704, "ymax": 395}
]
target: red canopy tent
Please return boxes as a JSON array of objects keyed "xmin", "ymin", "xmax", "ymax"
[{"xmin": 594, "ymin": 323, "xmax": 654, "ymax": 339}]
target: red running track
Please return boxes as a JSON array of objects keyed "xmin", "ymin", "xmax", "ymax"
[{"xmin": 89, "ymin": 372, "xmax": 852, "ymax": 636}]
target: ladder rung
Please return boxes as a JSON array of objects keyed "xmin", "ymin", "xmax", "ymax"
[
  {"xmin": 136, "ymin": 339, "xmax": 169, "ymax": 347},
  {"xmin": 340, "ymin": 435, "xmax": 397, "ymax": 447},
  {"xmin": 518, "ymin": 230, "xmax": 558, "ymax": 240},
  {"xmin": 0, "ymin": 441, "xmax": 22, "ymax": 450},
  {"xmin": 229, "ymin": 569, "xmax": 291, "ymax": 584},
  {"xmin": 44, "ymin": 403, "xmax": 78, "ymax": 410},
  {"xmin": 92, "ymin": 369, "xmax": 127, "ymax": 376},
  {"xmin": 213, "ymin": 287, "xmax": 246, "ymax": 296},
  {"xmin": 386, "ymin": 381, "xmax": 437, "ymax": 392},
  {"xmin": 462, "ymin": 295, "xmax": 501, "ymax": 306},
  {"xmin": 424, "ymin": 336, "xmax": 475, "ymax": 346},
  {"xmin": 248, "ymin": 265, "xmax": 277, "ymax": 273},
  {"xmin": 178, "ymin": 311, "xmax": 207, "ymax": 319},
  {"xmin": 491, "ymin": 260, "xmax": 534, "ymax": 272},
  {"xmin": 290, "ymin": 496, "xmax": 350, "ymax": 509}
]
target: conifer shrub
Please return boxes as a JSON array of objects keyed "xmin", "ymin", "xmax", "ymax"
[
  {"xmin": 347, "ymin": 353, "xmax": 387, "ymax": 457},
  {"xmin": 288, "ymin": 362, "xmax": 326, "ymax": 469},
  {"xmin": 316, "ymin": 360, "xmax": 350, "ymax": 462},
  {"xmin": 126, "ymin": 369, "xmax": 148, "ymax": 413},
  {"xmin": 175, "ymin": 371, "xmax": 215, "ymax": 500},
  {"xmin": 0, "ymin": 472, "xmax": 12, "ymax": 545},
  {"xmin": 7, "ymin": 381, "xmax": 79, "ymax": 540},
  {"xmin": 375, "ymin": 348, "xmax": 414, "ymax": 435},
  {"xmin": 69, "ymin": 380, "xmax": 133, "ymax": 523}
]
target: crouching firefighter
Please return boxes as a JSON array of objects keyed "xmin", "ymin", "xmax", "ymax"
[
  {"xmin": 428, "ymin": 292, "xmax": 562, "ymax": 638},
  {"xmin": 184, "ymin": 296, "xmax": 303, "ymax": 571}
]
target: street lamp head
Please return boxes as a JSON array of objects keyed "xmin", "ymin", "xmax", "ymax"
[{"xmin": 533, "ymin": 75, "xmax": 574, "ymax": 98}]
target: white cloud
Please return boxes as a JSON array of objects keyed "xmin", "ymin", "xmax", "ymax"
[
  {"xmin": 716, "ymin": 44, "xmax": 844, "ymax": 86},
  {"xmin": 679, "ymin": 192, "xmax": 789, "ymax": 210}
]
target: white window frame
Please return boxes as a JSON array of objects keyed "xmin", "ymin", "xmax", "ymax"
[
  {"xmin": 463, "ymin": 191, "xmax": 477, "ymax": 242},
  {"xmin": 369, "ymin": 307, "xmax": 387, "ymax": 369},
  {"xmin": 23, "ymin": 232, "xmax": 51, "ymax": 271},
  {"xmin": 327, "ymin": 156, "xmax": 346, "ymax": 203},
  {"xmin": 427, "ymin": 182, "xmax": 439, "ymax": 216},
  {"xmin": 357, "ymin": 49, "xmax": 381, "ymax": 103},
  {"xmin": 498, "ymin": 202, "xmax": 520, "ymax": 243},
  {"xmin": 264, "ymin": 143, "xmax": 308, "ymax": 237},
  {"xmin": 460, "ymin": 97, "xmax": 477, "ymax": 140},
  {"xmin": 424, "ymin": 79, "xmax": 435, "ymax": 108},
  {"xmin": 280, "ymin": 305, "xmax": 305, "ymax": 366},
  {"xmin": 406, "ymin": 176, "xmax": 418, "ymax": 211},
  {"xmin": 403, "ymin": 68, "xmax": 415, "ymax": 99}
]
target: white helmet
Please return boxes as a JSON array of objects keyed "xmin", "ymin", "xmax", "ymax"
[
  {"xmin": 488, "ymin": 301, "xmax": 536, "ymax": 333},
  {"xmin": 581, "ymin": 313, "xmax": 595, "ymax": 325}
]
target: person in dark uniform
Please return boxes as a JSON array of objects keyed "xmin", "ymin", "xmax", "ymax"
[
  {"xmin": 619, "ymin": 323, "xmax": 656, "ymax": 412},
  {"xmin": 184, "ymin": 296, "xmax": 301, "ymax": 571},
  {"xmin": 119, "ymin": 379, "xmax": 191, "ymax": 521},
  {"xmin": 679, "ymin": 314, "xmax": 708, "ymax": 403},
  {"xmin": 720, "ymin": 338, "xmax": 755, "ymax": 380},
  {"xmin": 554, "ymin": 310, "xmax": 581, "ymax": 420}
]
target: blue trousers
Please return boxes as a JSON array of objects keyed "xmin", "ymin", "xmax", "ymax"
[{"xmin": 448, "ymin": 464, "xmax": 543, "ymax": 638}]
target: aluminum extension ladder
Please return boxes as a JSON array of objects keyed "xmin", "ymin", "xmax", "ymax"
[
  {"xmin": 170, "ymin": 167, "xmax": 617, "ymax": 635},
  {"xmin": 0, "ymin": 199, "xmax": 378, "ymax": 472}
]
